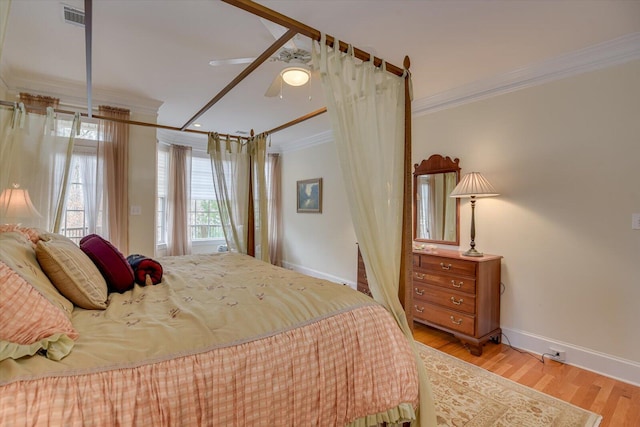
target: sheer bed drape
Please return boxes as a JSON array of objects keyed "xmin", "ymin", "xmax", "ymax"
[
  {"xmin": 0, "ymin": 103, "xmax": 77, "ymax": 231},
  {"xmin": 313, "ymin": 37, "xmax": 436, "ymax": 427},
  {"xmin": 207, "ymin": 132, "xmax": 269, "ymax": 262}
]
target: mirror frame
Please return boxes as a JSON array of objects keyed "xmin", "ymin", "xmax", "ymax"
[{"xmin": 413, "ymin": 154, "xmax": 461, "ymax": 246}]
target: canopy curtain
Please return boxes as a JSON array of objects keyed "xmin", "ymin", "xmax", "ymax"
[
  {"xmin": 313, "ymin": 37, "xmax": 436, "ymax": 427},
  {"xmin": 267, "ymin": 153, "xmax": 282, "ymax": 266},
  {"xmin": 167, "ymin": 144, "xmax": 192, "ymax": 256},
  {"xmin": 0, "ymin": 103, "xmax": 77, "ymax": 231},
  {"xmin": 207, "ymin": 132, "xmax": 269, "ymax": 262},
  {"xmin": 98, "ymin": 106, "xmax": 130, "ymax": 254},
  {"xmin": 0, "ymin": 0, "xmax": 10, "ymax": 65}
]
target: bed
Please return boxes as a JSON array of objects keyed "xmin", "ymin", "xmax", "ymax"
[{"xmin": 0, "ymin": 227, "xmax": 419, "ymax": 426}]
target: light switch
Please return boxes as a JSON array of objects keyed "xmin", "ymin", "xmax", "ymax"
[
  {"xmin": 130, "ymin": 205, "xmax": 142, "ymax": 216},
  {"xmin": 633, "ymin": 213, "xmax": 640, "ymax": 230}
]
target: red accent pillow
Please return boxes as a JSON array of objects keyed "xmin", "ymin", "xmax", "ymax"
[{"xmin": 80, "ymin": 234, "xmax": 135, "ymax": 293}]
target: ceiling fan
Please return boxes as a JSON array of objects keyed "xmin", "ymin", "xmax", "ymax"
[{"xmin": 208, "ymin": 19, "xmax": 314, "ymax": 97}]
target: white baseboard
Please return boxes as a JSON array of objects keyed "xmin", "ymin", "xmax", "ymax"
[
  {"xmin": 281, "ymin": 261, "xmax": 356, "ymax": 290},
  {"xmin": 501, "ymin": 327, "xmax": 640, "ymax": 387}
]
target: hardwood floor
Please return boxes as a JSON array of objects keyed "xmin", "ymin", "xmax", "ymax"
[{"xmin": 413, "ymin": 323, "xmax": 640, "ymax": 426}]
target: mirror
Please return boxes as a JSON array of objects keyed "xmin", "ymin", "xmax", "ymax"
[{"xmin": 413, "ymin": 154, "xmax": 460, "ymax": 245}]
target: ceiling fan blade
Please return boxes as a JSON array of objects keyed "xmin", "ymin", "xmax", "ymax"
[
  {"xmin": 259, "ymin": 18, "xmax": 297, "ymax": 50},
  {"xmin": 208, "ymin": 57, "xmax": 256, "ymax": 66},
  {"xmin": 264, "ymin": 74, "xmax": 283, "ymax": 97}
]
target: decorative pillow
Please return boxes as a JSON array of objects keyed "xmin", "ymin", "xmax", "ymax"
[
  {"xmin": 0, "ymin": 231, "xmax": 74, "ymax": 317},
  {"xmin": 80, "ymin": 234, "xmax": 135, "ymax": 293},
  {"xmin": 36, "ymin": 229, "xmax": 77, "ymax": 245},
  {"xmin": 0, "ymin": 261, "xmax": 78, "ymax": 361},
  {"xmin": 36, "ymin": 239, "xmax": 108, "ymax": 310},
  {"xmin": 0, "ymin": 224, "xmax": 40, "ymax": 244}
]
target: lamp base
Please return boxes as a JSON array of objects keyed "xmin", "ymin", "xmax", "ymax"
[{"xmin": 463, "ymin": 247, "xmax": 484, "ymax": 257}]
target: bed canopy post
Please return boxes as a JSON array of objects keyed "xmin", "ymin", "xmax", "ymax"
[
  {"xmin": 401, "ymin": 56, "xmax": 413, "ymax": 329},
  {"xmin": 247, "ymin": 129, "xmax": 255, "ymax": 257}
]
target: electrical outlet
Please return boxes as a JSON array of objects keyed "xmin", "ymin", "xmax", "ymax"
[{"xmin": 548, "ymin": 347, "xmax": 566, "ymax": 362}]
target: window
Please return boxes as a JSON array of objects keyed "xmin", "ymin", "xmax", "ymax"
[
  {"xmin": 156, "ymin": 148, "xmax": 223, "ymax": 246},
  {"xmin": 189, "ymin": 156, "xmax": 223, "ymax": 241},
  {"xmin": 157, "ymin": 149, "xmax": 168, "ymax": 244},
  {"xmin": 57, "ymin": 119, "xmax": 102, "ymax": 244}
]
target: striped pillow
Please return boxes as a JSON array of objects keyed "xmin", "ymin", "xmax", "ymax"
[{"xmin": 36, "ymin": 239, "xmax": 108, "ymax": 310}]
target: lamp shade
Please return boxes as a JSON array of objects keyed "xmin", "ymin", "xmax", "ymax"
[
  {"xmin": 450, "ymin": 172, "xmax": 499, "ymax": 198},
  {"xmin": 0, "ymin": 185, "xmax": 42, "ymax": 221},
  {"xmin": 281, "ymin": 66, "xmax": 310, "ymax": 87}
]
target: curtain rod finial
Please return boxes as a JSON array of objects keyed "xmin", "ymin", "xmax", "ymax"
[{"xmin": 403, "ymin": 56, "xmax": 410, "ymax": 70}]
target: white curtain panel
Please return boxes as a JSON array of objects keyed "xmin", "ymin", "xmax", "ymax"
[
  {"xmin": 313, "ymin": 38, "xmax": 436, "ymax": 427},
  {"xmin": 74, "ymin": 150, "xmax": 104, "ymax": 236},
  {"xmin": 0, "ymin": 105, "xmax": 76, "ymax": 231}
]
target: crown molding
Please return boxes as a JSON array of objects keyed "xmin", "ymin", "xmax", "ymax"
[
  {"xmin": 274, "ymin": 129, "xmax": 334, "ymax": 153},
  {"xmin": 413, "ymin": 32, "xmax": 640, "ymax": 116},
  {"xmin": 157, "ymin": 128, "xmax": 208, "ymax": 151},
  {"xmin": 1, "ymin": 67, "xmax": 163, "ymax": 117}
]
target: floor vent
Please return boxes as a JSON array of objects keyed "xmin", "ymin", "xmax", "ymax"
[{"xmin": 62, "ymin": 5, "xmax": 85, "ymax": 27}]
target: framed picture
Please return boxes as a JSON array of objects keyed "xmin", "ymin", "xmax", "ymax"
[{"xmin": 296, "ymin": 178, "xmax": 322, "ymax": 213}]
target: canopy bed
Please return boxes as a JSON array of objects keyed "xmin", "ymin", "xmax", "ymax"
[{"xmin": 0, "ymin": 0, "xmax": 435, "ymax": 425}]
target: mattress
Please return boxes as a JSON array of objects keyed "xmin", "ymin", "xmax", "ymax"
[{"xmin": 0, "ymin": 252, "xmax": 418, "ymax": 426}]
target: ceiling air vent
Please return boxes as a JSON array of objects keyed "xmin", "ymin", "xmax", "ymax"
[{"xmin": 62, "ymin": 5, "xmax": 85, "ymax": 27}]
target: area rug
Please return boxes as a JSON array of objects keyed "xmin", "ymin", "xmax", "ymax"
[{"xmin": 415, "ymin": 342, "xmax": 603, "ymax": 427}]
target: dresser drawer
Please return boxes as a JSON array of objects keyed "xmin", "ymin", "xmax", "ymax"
[
  {"xmin": 413, "ymin": 269, "xmax": 476, "ymax": 294},
  {"xmin": 413, "ymin": 302, "xmax": 475, "ymax": 336},
  {"xmin": 413, "ymin": 284, "xmax": 475, "ymax": 314},
  {"xmin": 418, "ymin": 255, "xmax": 476, "ymax": 277}
]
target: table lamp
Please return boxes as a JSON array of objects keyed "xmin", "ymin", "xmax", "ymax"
[{"xmin": 449, "ymin": 172, "xmax": 498, "ymax": 257}]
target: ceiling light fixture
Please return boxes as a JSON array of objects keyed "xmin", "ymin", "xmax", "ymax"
[
  {"xmin": 281, "ymin": 66, "xmax": 310, "ymax": 87},
  {"xmin": 193, "ymin": 123, "xmax": 201, "ymax": 128}
]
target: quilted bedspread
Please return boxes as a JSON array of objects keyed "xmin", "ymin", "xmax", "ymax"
[{"xmin": 0, "ymin": 253, "xmax": 418, "ymax": 426}]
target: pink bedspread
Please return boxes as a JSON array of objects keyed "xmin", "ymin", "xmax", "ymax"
[{"xmin": 0, "ymin": 253, "xmax": 418, "ymax": 426}]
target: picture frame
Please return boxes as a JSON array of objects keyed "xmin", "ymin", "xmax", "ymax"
[{"xmin": 296, "ymin": 178, "xmax": 322, "ymax": 213}]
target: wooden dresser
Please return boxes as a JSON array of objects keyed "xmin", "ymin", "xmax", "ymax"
[
  {"xmin": 356, "ymin": 247, "xmax": 373, "ymax": 298},
  {"xmin": 412, "ymin": 249, "xmax": 502, "ymax": 356}
]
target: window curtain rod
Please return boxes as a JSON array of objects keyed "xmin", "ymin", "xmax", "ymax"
[{"xmin": 0, "ymin": 99, "xmax": 323, "ymax": 140}]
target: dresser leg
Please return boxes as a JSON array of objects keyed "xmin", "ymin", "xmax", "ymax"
[{"xmin": 468, "ymin": 343, "xmax": 483, "ymax": 356}]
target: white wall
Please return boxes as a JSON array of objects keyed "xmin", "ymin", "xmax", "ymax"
[
  {"xmin": 127, "ymin": 114, "xmax": 157, "ymax": 257},
  {"xmin": 281, "ymin": 60, "xmax": 640, "ymax": 383},
  {"xmin": 413, "ymin": 60, "xmax": 640, "ymax": 379},
  {"xmin": 281, "ymin": 142, "xmax": 357, "ymax": 287}
]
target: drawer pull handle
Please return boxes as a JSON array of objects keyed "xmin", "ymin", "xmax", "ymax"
[
  {"xmin": 414, "ymin": 287, "xmax": 424, "ymax": 296},
  {"xmin": 450, "ymin": 316, "xmax": 463, "ymax": 325},
  {"xmin": 415, "ymin": 272, "xmax": 425, "ymax": 280},
  {"xmin": 451, "ymin": 280, "xmax": 463, "ymax": 288},
  {"xmin": 414, "ymin": 305, "xmax": 425, "ymax": 313},
  {"xmin": 450, "ymin": 296, "xmax": 463, "ymax": 305},
  {"xmin": 440, "ymin": 263, "xmax": 452, "ymax": 270}
]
